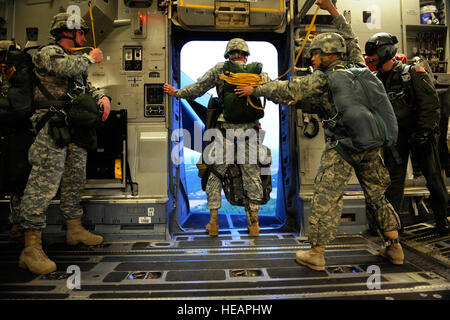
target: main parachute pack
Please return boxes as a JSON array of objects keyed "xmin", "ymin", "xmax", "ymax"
[{"xmin": 324, "ymin": 64, "xmax": 398, "ymax": 153}]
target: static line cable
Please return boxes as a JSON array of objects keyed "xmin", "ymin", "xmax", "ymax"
[
  {"xmin": 277, "ymin": 5, "xmax": 320, "ymax": 80},
  {"xmin": 67, "ymin": 0, "xmax": 96, "ymax": 52},
  {"xmin": 89, "ymin": 0, "xmax": 97, "ymax": 49}
]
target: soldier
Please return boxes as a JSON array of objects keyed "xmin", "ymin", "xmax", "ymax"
[
  {"xmin": 17, "ymin": 13, "xmax": 111, "ymax": 275},
  {"xmin": 365, "ymin": 33, "xmax": 449, "ymax": 236},
  {"xmin": 164, "ymin": 38, "xmax": 271, "ymax": 237},
  {"xmin": 236, "ymin": 0, "xmax": 403, "ymax": 270},
  {"xmin": 0, "ymin": 40, "xmax": 28, "ymax": 242}
]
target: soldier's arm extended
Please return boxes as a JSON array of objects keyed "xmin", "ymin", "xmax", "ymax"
[
  {"xmin": 33, "ymin": 45, "xmax": 95, "ymax": 78},
  {"xmin": 251, "ymin": 71, "xmax": 328, "ymax": 110},
  {"xmin": 333, "ymin": 15, "xmax": 365, "ymax": 66},
  {"xmin": 173, "ymin": 63, "xmax": 223, "ymax": 99},
  {"xmin": 411, "ymin": 66, "xmax": 441, "ymax": 133},
  {"xmin": 261, "ymin": 71, "xmax": 272, "ymax": 83}
]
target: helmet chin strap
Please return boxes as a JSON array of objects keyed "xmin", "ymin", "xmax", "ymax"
[
  {"xmin": 58, "ymin": 30, "xmax": 80, "ymax": 48},
  {"xmin": 376, "ymin": 58, "xmax": 393, "ymax": 72},
  {"xmin": 318, "ymin": 52, "xmax": 339, "ymax": 71}
]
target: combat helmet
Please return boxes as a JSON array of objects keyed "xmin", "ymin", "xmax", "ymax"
[
  {"xmin": 309, "ymin": 33, "xmax": 346, "ymax": 55},
  {"xmin": 365, "ymin": 32, "xmax": 398, "ymax": 67},
  {"xmin": 50, "ymin": 12, "xmax": 89, "ymax": 40},
  {"xmin": 224, "ymin": 38, "xmax": 250, "ymax": 59}
]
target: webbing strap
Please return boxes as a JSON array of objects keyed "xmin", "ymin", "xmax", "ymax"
[{"xmin": 385, "ymin": 237, "xmax": 401, "ymax": 247}]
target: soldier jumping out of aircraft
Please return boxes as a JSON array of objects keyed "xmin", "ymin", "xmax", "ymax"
[
  {"xmin": 236, "ymin": 0, "xmax": 404, "ymax": 270},
  {"xmin": 365, "ymin": 33, "xmax": 449, "ymax": 236},
  {"xmin": 163, "ymin": 39, "xmax": 271, "ymax": 237},
  {"xmin": 17, "ymin": 13, "xmax": 110, "ymax": 275}
]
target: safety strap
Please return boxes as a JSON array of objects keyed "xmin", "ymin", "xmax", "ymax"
[
  {"xmin": 386, "ymin": 64, "xmax": 414, "ymax": 107},
  {"xmin": 334, "ymin": 143, "xmax": 358, "ymax": 167},
  {"xmin": 34, "ymin": 111, "xmax": 54, "ymax": 134},
  {"xmin": 384, "ymin": 237, "xmax": 401, "ymax": 247},
  {"xmin": 33, "ymin": 76, "xmax": 69, "ymax": 134},
  {"xmin": 210, "ymin": 166, "xmax": 225, "ymax": 181},
  {"xmin": 387, "ymin": 145, "xmax": 402, "ymax": 165}
]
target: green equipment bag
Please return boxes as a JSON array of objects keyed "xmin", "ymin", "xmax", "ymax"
[
  {"xmin": 48, "ymin": 93, "xmax": 102, "ymax": 150},
  {"xmin": 68, "ymin": 93, "xmax": 103, "ymax": 127},
  {"xmin": 222, "ymin": 61, "xmax": 265, "ymax": 123}
]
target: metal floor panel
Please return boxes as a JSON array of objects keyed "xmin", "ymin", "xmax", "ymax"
[{"xmin": 0, "ymin": 231, "xmax": 449, "ymax": 300}]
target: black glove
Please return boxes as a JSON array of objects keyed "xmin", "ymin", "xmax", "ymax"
[{"xmin": 409, "ymin": 130, "xmax": 432, "ymax": 146}]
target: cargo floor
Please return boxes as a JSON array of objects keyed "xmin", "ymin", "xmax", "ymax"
[{"xmin": 0, "ymin": 225, "xmax": 449, "ymax": 300}]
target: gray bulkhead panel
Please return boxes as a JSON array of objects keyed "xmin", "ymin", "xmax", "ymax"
[
  {"xmin": 175, "ymin": 0, "xmax": 286, "ymax": 31},
  {"xmin": 7, "ymin": 0, "xmax": 172, "ymax": 236}
]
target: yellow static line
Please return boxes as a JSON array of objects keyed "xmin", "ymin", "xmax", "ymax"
[
  {"xmin": 250, "ymin": 8, "xmax": 280, "ymax": 13},
  {"xmin": 184, "ymin": 4, "xmax": 214, "ymax": 9}
]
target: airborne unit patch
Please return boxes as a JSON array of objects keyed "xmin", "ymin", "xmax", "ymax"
[{"xmin": 414, "ymin": 66, "xmax": 426, "ymax": 72}]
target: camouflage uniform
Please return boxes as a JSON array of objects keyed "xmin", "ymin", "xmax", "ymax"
[
  {"xmin": 173, "ymin": 49, "xmax": 271, "ymax": 213},
  {"xmin": 253, "ymin": 15, "xmax": 401, "ymax": 246},
  {"xmin": 20, "ymin": 44, "xmax": 104, "ymax": 231},
  {"xmin": 205, "ymin": 121, "xmax": 263, "ymax": 213}
]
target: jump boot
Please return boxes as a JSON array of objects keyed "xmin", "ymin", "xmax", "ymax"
[
  {"xmin": 434, "ymin": 211, "xmax": 450, "ymax": 236},
  {"xmin": 66, "ymin": 218, "xmax": 104, "ymax": 246},
  {"xmin": 247, "ymin": 211, "xmax": 260, "ymax": 237},
  {"xmin": 206, "ymin": 209, "xmax": 219, "ymax": 237},
  {"xmin": 10, "ymin": 224, "xmax": 24, "ymax": 243},
  {"xmin": 379, "ymin": 231, "xmax": 404, "ymax": 265},
  {"xmin": 18, "ymin": 230, "xmax": 57, "ymax": 275},
  {"xmin": 295, "ymin": 245, "xmax": 326, "ymax": 271}
]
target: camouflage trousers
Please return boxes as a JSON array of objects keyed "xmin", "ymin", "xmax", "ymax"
[
  {"xmin": 20, "ymin": 113, "xmax": 87, "ymax": 231},
  {"xmin": 205, "ymin": 120, "xmax": 263, "ymax": 213},
  {"xmin": 308, "ymin": 144, "xmax": 401, "ymax": 246}
]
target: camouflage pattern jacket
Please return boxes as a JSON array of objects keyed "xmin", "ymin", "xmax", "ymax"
[
  {"xmin": 173, "ymin": 61, "xmax": 271, "ymax": 121},
  {"xmin": 32, "ymin": 43, "xmax": 104, "ymax": 107},
  {"xmin": 253, "ymin": 14, "xmax": 365, "ymax": 121}
]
